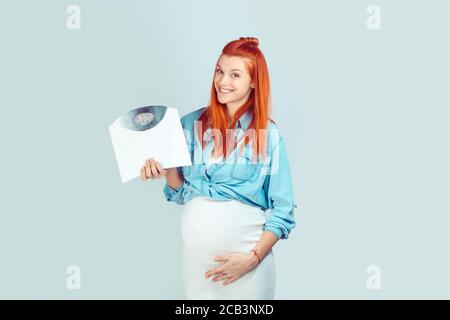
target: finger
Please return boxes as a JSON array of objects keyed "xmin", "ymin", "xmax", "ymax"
[
  {"xmin": 141, "ymin": 166, "xmax": 148, "ymax": 180},
  {"xmin": 205, "ymin": 269, "xmax": 215, "ymax": 279},
  {"xmin": 223, "ymin": 277, "xmax": 237, "ymax": 286},
  {"xmin": 150, "ymin": 159, "xmax": 159, "ymax": 177},
  {"xmin": 154, "ymin": 161, "xmax": 166, "ymax": 175},
  {"xmin": 205, "ymin": 267, "xmax": 223, "ymax": 279},
  {"xmin": 145, "ymin": 159, "xmax": 153, "ymax": 178},
  {"xmin": 153, "ymin": 161, "xmax": 164, "ymax": 179},
  {"xmin": 212, "ymin": 268, "xmax": 225, "ymax": 277},
  {"xmin": 213, "ymin": 256, "xmax": 226, "ymax": 262},
  {"xmin": 213, "ymin": 274, "xmax": 228, "ymax": 282}
]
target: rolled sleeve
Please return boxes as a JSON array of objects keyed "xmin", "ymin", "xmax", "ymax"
[
  {"xmin": 263, "ymin": 136, "xmax": 297, "ymax": 240},
  {"xmin": 163, "ymin": 181, "xmax": 183, "ymax": 201},
  {"xmin": 164, "ymin": 179, "xmax": 193, "ymax": 205},
  {"xmin": 162, "ymin": 165, "xmax": 198, "ymax": 205}
]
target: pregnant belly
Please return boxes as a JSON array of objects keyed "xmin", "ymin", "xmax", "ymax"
[{"xmin": 180, "ymin": 196, "xmax": 266, "ymax": 257}]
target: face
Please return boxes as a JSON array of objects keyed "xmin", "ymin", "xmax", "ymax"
[{"xmin": 214, "ymin": 55, "xmax": 254, "ymax": 114}]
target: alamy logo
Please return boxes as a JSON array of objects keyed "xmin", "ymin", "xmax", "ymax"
[
  {"xmin": 66, "ymin": 5, "xmax": 81, "ymax": 30},
  {"xmin": 366, "ymin": 265, "xmax": 381, "ymax": 290},
  {"xmin": 366, "ymin": 5, "xmax": 381, "ymax": 30},
  {"xmin": 66, "ymin": 265, "xmax": 81, "ymax": 290}
]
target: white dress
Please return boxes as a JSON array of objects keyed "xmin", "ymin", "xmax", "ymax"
[{"xmin": 180, "ymin": 196, "xmax": 276, "ymax": 300}]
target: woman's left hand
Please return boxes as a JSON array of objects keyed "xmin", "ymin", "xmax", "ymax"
[{"xmin": 205, "ymin": 252, "xmax": 260, "ymax": 285}]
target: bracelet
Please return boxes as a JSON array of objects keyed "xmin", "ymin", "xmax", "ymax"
[{"xmin": 251, "ymin": 249, "xmax": 261, "ymax": 264}]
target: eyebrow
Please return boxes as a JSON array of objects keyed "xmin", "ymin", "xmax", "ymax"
[{"xmin": 216, "ymin": 64, "xmax": 242, "ymax": 72}]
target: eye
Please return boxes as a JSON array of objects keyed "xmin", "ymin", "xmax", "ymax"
[{"xmin": 232, "ymin": 73, "xmax": 240, "ymax": 78}]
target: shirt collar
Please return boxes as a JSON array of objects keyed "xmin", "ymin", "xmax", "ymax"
[
  {"xmin": 236, "ymin": 109, "xmax": 253, "ymax": 131},
  {"xmin": 205, "ymin": 109, "xmax": 254, "ymax": 142}
]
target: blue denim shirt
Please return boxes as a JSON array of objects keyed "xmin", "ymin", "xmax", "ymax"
[{"xmin": 163, "ymin": 107, "xmax": 297, "ymax": 240}]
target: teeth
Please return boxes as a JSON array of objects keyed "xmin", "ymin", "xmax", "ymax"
[{"xmin": 220, "ymin": 88, "xmax": 233, "ymax": 93}]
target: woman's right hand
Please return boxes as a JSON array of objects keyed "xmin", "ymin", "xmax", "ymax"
[{"xmin": 141, "ymin": 158, "xmax": 167, "ymax": 180}]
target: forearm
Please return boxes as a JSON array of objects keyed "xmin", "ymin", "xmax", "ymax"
[{"xmin": 166, "ymin": 167, "xmax": 184, "ymax": 190}]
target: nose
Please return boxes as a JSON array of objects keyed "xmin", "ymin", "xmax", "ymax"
[{"xmin": 218, "ymin": 73, "xmax": 231, "ymax": 87}]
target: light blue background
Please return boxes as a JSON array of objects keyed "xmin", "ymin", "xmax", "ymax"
[{"xmin": 0, "ymin": 0, "xmax": 449, "ymax": 299}]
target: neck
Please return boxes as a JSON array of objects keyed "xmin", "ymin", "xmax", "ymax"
[{"xmin": 226, "ymin": 103, "xmax": 240, "ymax": 119}]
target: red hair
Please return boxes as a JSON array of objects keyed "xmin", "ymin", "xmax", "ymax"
[{"xmin": 196, "ymin": 37, "xmax": 275, "ymax": 163}]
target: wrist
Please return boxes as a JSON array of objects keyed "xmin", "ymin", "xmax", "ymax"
[
  {"xmin": 249, "ymin": 249, "xmax": 262, "ymax": 266},
  {"xmin": 248, "ymin": 252, "xmax": 259, "ymax": 267},
  {"xmin": 166, "ymin": 167, "xmax": 183, "ymax": 189}
]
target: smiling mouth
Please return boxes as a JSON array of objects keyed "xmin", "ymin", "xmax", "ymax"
[{"xmin": 219, "ymin": 88, "xmax": 234, "ymax": 93}]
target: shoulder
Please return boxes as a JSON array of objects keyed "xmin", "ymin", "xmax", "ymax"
[
  {"xmin": 180, "ymin": 106, "xmax": 208, "ymax": 129},
  {"xmin": 267, "ymin": 119, "xmax": 281, "ymax": 137},
  {"xmin": 267, "ymin": 118, "xmax": 279, "ymax": 131},
  {"xmin": 266, "ymin": 116, "xmax": 281, "ymax": 134},
  {"xmin": 266, "ymin": 118, "xmax": 285, "ymax": 151}
]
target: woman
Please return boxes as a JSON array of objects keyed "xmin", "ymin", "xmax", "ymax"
[{"xmin": 141, "ymin": 37, "xmax": 297, "ymax": 299}]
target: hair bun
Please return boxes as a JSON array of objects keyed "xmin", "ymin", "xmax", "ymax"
[{"xmin": 239, "ymin": 37, "xmax": 259, "ymax": 46}]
